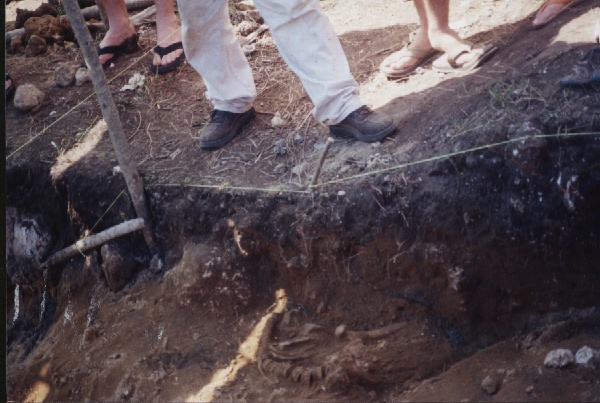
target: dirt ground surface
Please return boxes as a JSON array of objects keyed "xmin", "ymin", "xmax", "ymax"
[{"xmin": 5, "ymin": 0, "xmax": 600, "ymax": 402}]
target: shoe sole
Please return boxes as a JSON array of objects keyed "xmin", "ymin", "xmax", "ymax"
[
  {"xmin": 200, "ymin": 108, "xmax": 256, "ymax": 150},
  {"xmin": 329, "ymin": 120, "xmax": 397, "ymax": 143}
]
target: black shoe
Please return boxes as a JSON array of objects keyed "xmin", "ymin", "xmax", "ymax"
[
  {"xmin": 329, "ymin": 106, "xmax": 396, "ymax": 143},
  {"xmin": 199, "ymin": 108, "xmax": 256, "ymax": 150}
]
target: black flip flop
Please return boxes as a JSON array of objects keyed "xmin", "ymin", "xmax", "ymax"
[
  {"xmin": 81, "ymin": 35, "xmax": 139, "ymax": 69},
  {"xmin": 149, "ymin": 42, "xmax": 185, "ymax": 75},
  {"xmin": 6, "ymin": 73, "xmax": 16, "ymax": 99}
]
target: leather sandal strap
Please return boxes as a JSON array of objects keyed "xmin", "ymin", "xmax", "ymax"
[{"xmin": 446, "ymin": 42, "xmax": 475, "ymax": 67}]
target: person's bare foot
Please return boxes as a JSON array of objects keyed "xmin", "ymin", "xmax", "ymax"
[
  {"xmin": 428, "ymin": 28, "xmax": 483, "ymax": 67},
  {"xmin": 152, "ymin": 16, "xmax": 183, "ymax": 68},
  {"xmin": 98, "ymin": 24, "xmax": 137, "ymax": 66},
  {"xmin": 382, "ymin": 28, "xmax": 434, "ymax": 72}
]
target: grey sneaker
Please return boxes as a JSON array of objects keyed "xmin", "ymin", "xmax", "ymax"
[
  {"xmin": 329, "ymin": 106, "xmax": 396, "ymax": 143},
  {"xmin": 199, "ymin": 108, "xmax": 256, "ymax": 150}
]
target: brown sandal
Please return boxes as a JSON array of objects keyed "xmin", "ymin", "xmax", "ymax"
[{"xmin": 380, "ymin": 45, "xmax": 439, "ymax": 79}]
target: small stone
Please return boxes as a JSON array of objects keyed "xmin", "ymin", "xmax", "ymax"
[
  {"xmin": 236, "ymin": 0, "xmax": 256, "ymax": 12},
  {"xmin": 291, "ymin": 163, "xmax": 305, "ymax": 176},
  {"xmin": 75, "ymin": 67, "xmax": 91, "ymax": 86},
  {"xmin": 271, "ymin": 111, "xmax": 284, "ymax": 127},
  {"xmin": 64, "ymin": 41, "xmax": 77, "ymax": 51},
  {"xmin": 575, "ymin": 346, "xmax": 600, "ymax": 366},
  {"xmin": 273, "ymin": 163, "xmax": 286, "ymax": 175},
  {"xmin": 242, "ymin": 44, "xmax": 256, "ymax": 55},
  {"xmin": 273, "ymin": 139, "xmax": 287, "ymax": 155},
  {"xmin": 13, "ymin": 84, "xmax": 45, "ymax": 112},
  {"xmin": 525, "ymin": 385, "xmax": 534, "ymax": 394},
  {"xmin": 193, "ymin": 333, "xmax": 200, "ymax": 341},
  {"xmin": 335, "ymin": 325, "xmax": 346, "ymax": 338},
  {"xmin": 11, "ymin": 36, "xmax": 24, "ymax": 54},
  {"xmin": 544, "ymin": 348, "xmax": 574, "ymax": 368},
  {"xmin": 54, "ymin": 63, "xmax": 77, "ymax": 87},
  {"xmin": 236, "ymin": 20, "xmax": 259, "ymax": 36},
  {"xmin": 481, "ymin": 375, "xmax": 499, "ymax": 395},
  {"xmin": 25, "ymin": 35, "xmax": 47, "ymax": 56},
  {"xmin": 149, "ymin": 254, "xmax": 164, "ymax": 274},
  {"xmin": 337, "ymin": 190, "xmax": 346, "ymax": 196},
  {"xmin": 100, "ymin": 242, "xmax": 136, "ymax": 292}
]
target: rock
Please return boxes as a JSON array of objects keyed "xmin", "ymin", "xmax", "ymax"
[
  {"xmin": 335, "ymin": 325, "xmax": 346, "ymax": 338},
  {"xmin": 11, "ymin": 36, "xmax": 24, "ymax": 54},
  {"xmin": 273, "ymin": 139, "xmax": 287, "ymax": 155},
  {"xmin": 6, "ymin": 209, "xmax": 52, "ymax": 285},
  {"xmin": 54, "ymin": 63, "xmax": 77, "ymax": 87},
  {"xmin": 273, "ymin": 163, "xmax": 287, "ymax": 175},
  {"xmin": 235, "ymin": 0, "xmax": 256, "ymax": 11},
  {"xmin": 481, "ymin": 375, "xmax": 500, "ymax": 395},
  {"xmin": 242, "ymin": 43, "xmax": 256, "ymax": 55},
  {"xmin": 75, "ymin": 67, "xmax": 92, "ymax": 86},
  {"xmin": 575, "ymin": 346, "xmax": 600, "ymax": 367},
  {"xmin": 25, "ymin": 35, "xmax": 47, "ymax": 56},
  {"xmin": 149, "ymin": 253, "xmax": 164, "ymax": 274},
  {"xmin": 100, "ymin": 242, "xmax": 137, "ymax": 292},
  {"xmin": 24, "ymin": 15, "xmax": 61, "ymax": 43},
  {"xmin": 544, "ymin": 348, "xmax": 574, "ymax": 368},
  {"xmin": 16, "ymin": 3, "xmax": 57, "ymax": 28},
  {"xmin": 13, "ymin": 84, "xmax": 45, "ymax": 112},
  {"xmin": 292, "ymin": 163, "xmax": 305, "ymax": 177},
  {"xmin": 271, "ymin": 111, "xmax": 284, "ymax": 127},
  {"xmin": 236, "ymin": 20, "xmax": 259, "ymax": 36},
  {"xmin": 163, "ymin": 241, "xmax": 253, "ymax": 311},
  {"xmin": 58, "ymin": 15, "xmax": 74, "ymax": 43}
]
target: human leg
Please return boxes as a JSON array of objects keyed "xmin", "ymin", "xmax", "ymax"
[
  {"xmin": 150, "ymin": 0, "xmax": 184, "ymax": 73},
  {"xmin": 177, "ymin": 0, "xmax": 257, "ymax": 149},
  {"xmin": 252, "ymin": 0, "xmax": 364, "ymax": 124},
  {"xmin": 423, "ymin": 0, "xmax": 496, "ymax": 72},
  {"xmin": 381, "ymin": 0, "xmax": 439, "ymax": 77},
  {"xmin": 95, "ymin": 0, "xmax": 138, "ymax": 67},
  {"xmin": 177, "ymin": 0, "xmax": 256, "ymax": 113}
]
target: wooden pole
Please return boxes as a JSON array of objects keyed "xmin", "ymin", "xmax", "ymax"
[
  {"xmin": 41, "ymin": 218, "xmax": 146, "ymax": 269},
  {"xmin": 61, "ymin": 0, "xmax": 155, "ymax": 249}
]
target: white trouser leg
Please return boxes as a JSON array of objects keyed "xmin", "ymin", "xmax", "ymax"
[
  {"xmin": 253, "ymin": 0, "xmax": 363, "ymax": 124},
  {"xmin": 176, "ymin": 0, "xmax": 256, "ymax": 113}
]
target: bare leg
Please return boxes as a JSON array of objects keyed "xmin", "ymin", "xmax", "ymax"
[
  {"xmin": 153, "ymin": 0, "xmax": 183, "ymax": 68},
  {"xmin": 96, "ymin": 0, "xmax": 137, "ymax": 65},
  {"xmin": 424, "ymin": 0, "xmax": 489, "ymax": 66},
  {"xmin": 383, "ymin": 0, "xmax": 478, "ymax": 72},
  {"xmin": 382, "ymin": 0, "xmax": 433, "ymax": 72}
]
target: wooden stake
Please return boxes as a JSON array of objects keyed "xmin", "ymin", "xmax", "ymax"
[
  {"xmin": 61, "ymin": 0, "xmax": 155, "ymax": 249},
  {"xmin": 309, "ymin": 137, "xmax": 335, "ymax": 189},
  {"xmin": 41, "ymin": 218, "xmax": 146, "ymax": 269}
]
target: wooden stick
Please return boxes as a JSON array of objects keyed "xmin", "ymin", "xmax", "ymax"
[
  {"xmin": 41, "ymin": 218, "xmax": 146, "ymax": 269},
  {"xmin": 309, "ymin": 137, "xmax": 334, "ymax": 188},
  {"xmin": 80, "ymin": 0, "xmax": 155, "ymax": 21},
  {"xmin": 62, "ymin": 0, "xmax": 155, "ymax": 249}
]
